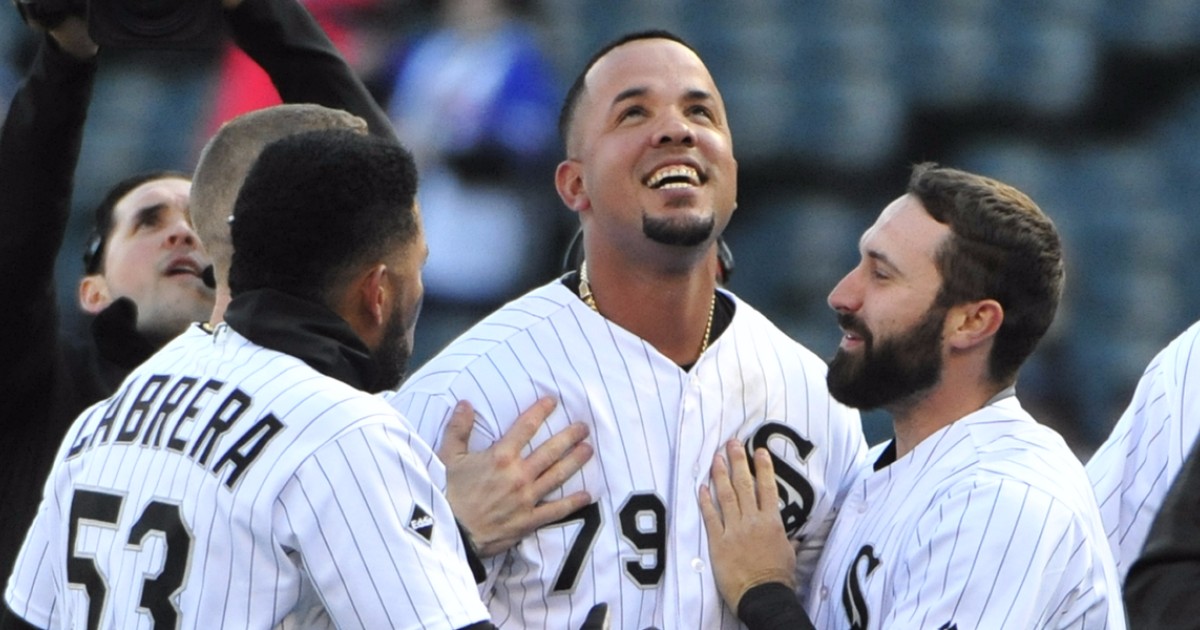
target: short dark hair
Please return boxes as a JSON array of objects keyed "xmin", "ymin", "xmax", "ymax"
[
  {"xmin": 909, "ymin": 163, "xmax": 1065, "ymax": 384},
  {"xmin": 83, "ymin": 170, "xmax": 189, "ymax": 275},
  {"xmin": 557, "ymin": 29, "xmax": 697, "ymax": 153},
  {"xmin": 228, "ymin": 129, "xmax": 420, "ymax": 305}
]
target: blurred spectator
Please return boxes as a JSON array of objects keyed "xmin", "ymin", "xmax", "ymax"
[{"xmin": 373, "ymin": 0, "xmax": 561, "ymax": 358}]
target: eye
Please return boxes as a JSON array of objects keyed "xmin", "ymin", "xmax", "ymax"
[
  {"xmin": 687, "ymin": 104, "xmax": 716, "ymax": 120},
  {"xmin": 617, "ymin": 105, "xmax": 647, "ymax": 122}
]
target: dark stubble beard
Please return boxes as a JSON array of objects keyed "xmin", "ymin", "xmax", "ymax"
[
  {"xmin": 826, "ymin": 306, "xmax": 946, "ymax": 411},
  {"xmin": 643, "ymin": 213, "xmax": 715, "ymax": 247},
  {"xmin": 368, "ymin": 304, "xmax": 412, "ymax": 393}
]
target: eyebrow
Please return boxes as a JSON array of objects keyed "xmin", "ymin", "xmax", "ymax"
[
  {"xmin": 610, "ymin": 87, "xmax": 717, "ymax": 109},
  {"xmin": 131, "ymin": 203, "xmax": 169, "ymax": 228}
]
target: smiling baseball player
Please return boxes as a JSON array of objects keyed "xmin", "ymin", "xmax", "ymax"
[{"xmin": 387, "ymin": 30, "xmax": 866, "ymax": 630}]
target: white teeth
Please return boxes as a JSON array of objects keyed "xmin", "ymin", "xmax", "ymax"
[{"xmin": 647, "ymin": 165, "xmax": 700, "ymax": 188}]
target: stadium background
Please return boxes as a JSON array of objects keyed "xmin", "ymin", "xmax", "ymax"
[{"xmin": 3, "ymin": 0, "xmax": 1198, "ymax": 450}]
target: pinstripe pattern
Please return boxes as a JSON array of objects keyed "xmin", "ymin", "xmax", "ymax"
[
  {"xmin": 4, "ymin": 324, "xmax": 489, "ymax": 629},
  {"xmin": 1086, "ymin": 320, "xmax": 1200, "ymax": 580},
  {"xmin": 387, "ymin": 280, "xmax": 867, "ymax": 629},
  {"xmin": 807, "ymin": 396, "xmax": 1125, "ymax": 629}
]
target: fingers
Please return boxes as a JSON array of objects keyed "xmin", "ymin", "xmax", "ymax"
[
  {"xmin": 709, "ymin": 447, "xmax": 740, "ymax": 522},
  {"xmin": 752, "ymin": 447, "xmax": 781, "ymax": 510},
  {"xmin": 726, "ymin": 440, "xmax": 757, "ymax": 512},
  {"xmin": 437, "ymin": 400, "xmax": 476, "ymax": 462},
  {"xmin": 529, "ymin": 433, "xmax": 593, "ymax": 497},
  {"xmin": 496, "ymin": 397, "xmax": 558, "ymax": 453},
  {"xmin": 526, "ymin": 421, "xmax": 590, "ymax": 476},
  {"xmin": 529, "ymin": 489, "xmax": 593, "ymax": 529}
]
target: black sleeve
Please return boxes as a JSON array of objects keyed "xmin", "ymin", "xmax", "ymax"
[
  {"xmin": 0, "ymin": 33, "xmax": 94, "ymax": 394},
  {"xmin": 224, "ymin": 0, "xmax": 395, "ymax": 141},
  {"xmin": 737, "ymin": 582, "xmax": 816, "ymax": 630},
  {"xmin": 1124, "ymin": 435, "xmax": 1200, "ymax": 628},
  {"xmin": 0, "ymin": 32, "xmax": 95, "ymax": 582},
  {"xmin": 0, "ymin": 602, "xmax": 45, "ymax": 630}
]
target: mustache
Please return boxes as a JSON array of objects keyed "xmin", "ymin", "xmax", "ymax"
[{"xmin": 836, "ymin": 312, "xmax": 871, "ymax": 342}]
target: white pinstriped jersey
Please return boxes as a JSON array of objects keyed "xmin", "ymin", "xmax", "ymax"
[
  {"xmin": 806, "ymin": 395, "xmax": 1125, "ymax": 630},
  {"xmin": 5, "ymin": 324, "xmax": 489, "ymax": 630},
  {"xmin": 386, "ymin": 280, "xmax": 867, "ymax": 630},
  {"xmin": 1086, "ymin": 319, "xmax": 1200, "ymax": 580}
]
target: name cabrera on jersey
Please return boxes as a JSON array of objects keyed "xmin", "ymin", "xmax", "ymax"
[
  {"xmin": 5, "ymin": 324, "xmax": 488, "ymax": 630},
  {"xmin": 1086, "ymin": 319, "xmax": 1200, "ymax": 580},
  {"xmin": 807, "ymin": 396, "xmax": 1125, "ymax": 630},
  {"xmin": 387, "ymin": 280, "xmax": 866, "ymax": 630}
]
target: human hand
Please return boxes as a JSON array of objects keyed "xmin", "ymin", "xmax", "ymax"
[
  {"xmin": 48, "ymin": 14, "xmax": 96, "ymax": 59},
  {"xmin": 699, "ymin": 440, "xmax": 798, "ymax": 610},
  {"xmin": 442, "ymin": 398, "xmax": 593, "ymax": 558},
  {"xmin": 221, "ymin": 0, "xmax": 245, "ymax": 11}
]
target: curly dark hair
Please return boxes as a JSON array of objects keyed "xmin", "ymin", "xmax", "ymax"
[{"xmin": 229, "ymin": 130, "xmax": 419, "ymax": 305}]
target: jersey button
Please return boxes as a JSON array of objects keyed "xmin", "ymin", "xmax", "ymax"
[
  {"xmin": 691, "ymin": 558, "xmax": 705, "ymax": 572},
  {"xmin": 857, "ymin": 501, "xmax": 868, "ymax": 513},
  {"xmin": 820, "ymin": 586, "xmax": 829, "ymax": 600}
]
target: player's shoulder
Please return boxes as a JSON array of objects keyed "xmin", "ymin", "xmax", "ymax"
[
  {"xmin": 722, "ymin": 290, "xmax": 829, "ymax": 367},
  {"xmin": 954, "ymin": 399, "xmax": 1096, "ymax": 510},
  {"xmin": 400, "ymin": 281, "xmax": 575, "ymax": 391}
]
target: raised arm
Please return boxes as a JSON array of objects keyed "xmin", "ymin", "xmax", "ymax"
[{"xmin": 222, "ymin": 0, "xmax": 395, "ymax": 139}]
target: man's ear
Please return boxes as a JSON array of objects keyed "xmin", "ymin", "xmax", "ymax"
[
  {"xmin": 555, "ymin": 159, "xmax": 590, "ymax": 213},
  {"xmin": 946, "ymin": 299, "xmax": 1004, "ymax": 351},
  {"xmin": 79, "ymin": 275, "xmax": 113, "ymax": 314},
  {"xmin": 359, "ymin": 263, "xmax": 389, "ymax": 327},
  {"xmin": 339, "ymin": 263, "xmax": 390, "ymax": 350}
]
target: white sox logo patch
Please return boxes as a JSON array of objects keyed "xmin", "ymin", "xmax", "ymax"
[
  {"xmin": 842, "ymin": 544, "xmax": 881, "ymax": 630},
  {"xmin": 407, "ymin": 505, "xmax": 435, "ymax": 543}
]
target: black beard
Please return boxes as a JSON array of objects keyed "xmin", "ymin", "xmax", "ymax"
[
  {"xmin": 643, "ymin": 213, "xmax": 715, "ymax": 247},
  {"xmin": 826, "ymin": 306, "xmax": 945, "ymax": 411},
  {"xmin": 368, "ymin": 306, "xmax": 412, "ymax": 393}
]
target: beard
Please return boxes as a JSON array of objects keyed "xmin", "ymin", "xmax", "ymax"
[
  {"xmin": 643, "ymin": 213, "xmax": 715, "ymax": 247},
  {"xmin": 368, "ymin": 303, "xmax": 413, "ymax": 393},
  {"xmin": 826, "ymin": 305, "xmax": 946, "ymax": 411}
]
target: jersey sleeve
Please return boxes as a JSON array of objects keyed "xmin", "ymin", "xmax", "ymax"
[
  {"xmin": 1086, "ymin": 324, "xmax": 1200, "ymax": 580},
  {"xmin": 884, "ymin": 478, "xmax": 1118, "ymax": 629},
  {"xmin": 3, "ymin": 482, "xmax": 65, "ymax": 629},
  {"xmin": 273, "ymin": 420, "xmax": 490, "ymax": 630}
]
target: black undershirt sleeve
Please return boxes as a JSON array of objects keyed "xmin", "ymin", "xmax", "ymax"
[{"xmin": 737, "ymin": 582, "xmax": 816, "ymax": 630}]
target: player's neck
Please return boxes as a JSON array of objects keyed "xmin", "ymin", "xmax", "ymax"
[
  {"xmin": 209, "ymin": 288, "xmax": 232, "ymax": 325},
  {"xmin": 581, "ymin": 256, "xmax": 717, "ymax": 366},
  {"xmin": 888, "ymin": 367, "xmax": 1000, "ymax": 459}
]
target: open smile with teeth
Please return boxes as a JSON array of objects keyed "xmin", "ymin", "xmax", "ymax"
[{"xmin": 646, "ymin": 165, "xmax": 702, "ymax": 189}]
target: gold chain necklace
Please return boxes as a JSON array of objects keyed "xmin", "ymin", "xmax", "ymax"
[{"xmin": 579, "ymin": 260, "xmax": 716, "ymax": 354}]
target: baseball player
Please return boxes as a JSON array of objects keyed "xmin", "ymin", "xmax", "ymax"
[
  {"xmin": 1086, "ymin": 319, "xmax": 1200, "ymax": 580},
  {"xmin": 387, "ymin": 30, "xmax": 867, "ymax": 629},
  {"xmin": 3, "ymin": 130, "xmax": 494, "ymax": 629},
  {"xmin": 701, "ymin": 165, "xmax": 1125, "ymax": 629}
]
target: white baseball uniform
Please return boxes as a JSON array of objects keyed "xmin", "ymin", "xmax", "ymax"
[
  {"xmin": 1086, "ymin": 319, "xmax": 1200, "ymax": 580},
  {"xmin": 806, "ymin": 393, "xmax": 1125, "ymax": 629},
  {"xmin": 387, "ymin": 279, "xmax": 867, "ymax": 629},
  {"xmin": 5, "ymin": 323, "xmax": 489, "ymax": 630}
]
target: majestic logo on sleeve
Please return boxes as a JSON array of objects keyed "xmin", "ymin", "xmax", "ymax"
[
  {"xmin": 407, "ymin": 505, "xmax": 434, "ymax": 542},
  {"xmin": 842, "ymin": 544, "xmax": 881, "ymax": 630}
]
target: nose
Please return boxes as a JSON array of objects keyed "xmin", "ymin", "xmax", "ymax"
[
  {"xmin": 828, "ymin": 268, "xmax": 862, "ymax": 314},
  {"xmin": 653, "ymin": 112, "xmax": 695, "ymax": 147},
  {"xmin": 164, "ymin": 217, "xmax": 200, "ymax": 249}
]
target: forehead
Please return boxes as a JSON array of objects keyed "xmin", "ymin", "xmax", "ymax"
[
  {"xmin": 113, "ymin": 178, "xmax": 191, "ymax": 223},
  {"xmin": 861, "ymin": 194, "xmax": 950, "ymax": 274},
  {"xmin": 582, "ymin": 38, "xmax": 722, "ymax": 114}
]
